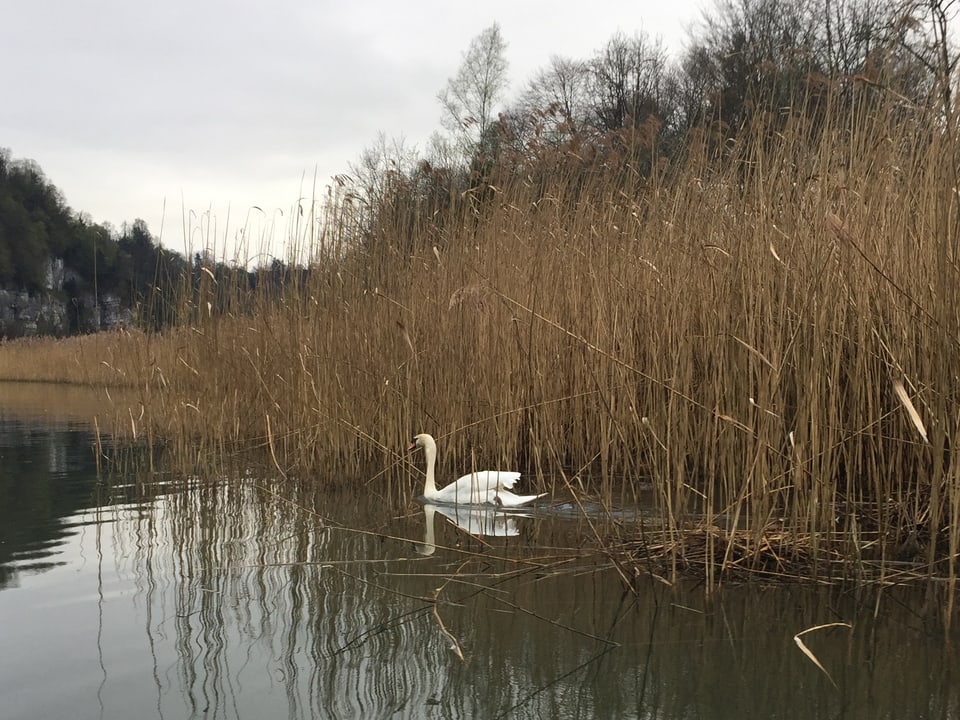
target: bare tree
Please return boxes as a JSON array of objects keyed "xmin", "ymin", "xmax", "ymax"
[
  {"xmin": 821, "ymin": 0, "xmax": 894, "ymax": 76},
  {"xmin": 438, "ymin": 23, "xmax": 510, "ymax": 162},
  {"xmin": 928, "ymin": 0, "xmax": 960, "ymax": 118},
  {"xmin": 346, "ymin": 133, "xmax": 418, "ymax": 244},
  {"xmin": 665, "ymin": 45, "xmax": 719, "ymax": 133},
  {"xmin": 523, "ymin": 56, "xmax": 591, "ymax": 141},
  {"xmin": 681, "ymin": 0, "xmax": 823, "ymax": 132},
  {"xmin": 588, "ymin": 32, "xmax": 669, "ymax": 133},
  {"xmin": 674, "ymin": 0, "xmax": 950, "ymax": 135},
  {"xmin": 890, "ymin": 0, "xmax": 960, "ymax": 118}
]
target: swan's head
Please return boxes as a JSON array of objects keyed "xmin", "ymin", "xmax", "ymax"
[{"xmin": 409, "ymin": 433, "xmax": 436, "ymax": 452}]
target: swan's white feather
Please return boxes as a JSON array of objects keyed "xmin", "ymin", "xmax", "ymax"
[{"xmin": 410, "ymin": 433, "xmax": 544, "ymax": 507}]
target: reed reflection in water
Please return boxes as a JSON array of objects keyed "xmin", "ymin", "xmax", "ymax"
[{"xmin": 2, "ymin": 434, "xmax": 959, "ymax": 719}]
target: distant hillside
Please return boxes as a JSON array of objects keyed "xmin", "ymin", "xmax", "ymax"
[{"xmin": 0, "ymin": 148, "xmax": 186, "ymax": 337}]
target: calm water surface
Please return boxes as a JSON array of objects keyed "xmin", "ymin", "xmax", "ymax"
[{"xmin": 1, "ymin": 382, "xmax": 959, "ymax": 719}]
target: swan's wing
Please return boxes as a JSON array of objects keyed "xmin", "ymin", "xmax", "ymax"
[
  {"xmin": 495, "ymin": 490, "xmax": 547, "ymax": 507},
  {"xmin": 435, "ymin": 472, "xmax": 525, "ymax": 504},
  {"xmin": 433, "ymin": 481, "xmax": 492, "ymax": 504},
  {"xmin": 495, "ymin": 472, "xmax": 522, "ymax": 490},
  {"xmin": 455, "ymin": 470, "xmax": 521, "ymax": 490}
]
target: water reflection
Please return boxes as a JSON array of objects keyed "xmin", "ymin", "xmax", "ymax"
[
  {"xmin": 1, "ymin": 405, "xmax": 959, "ymax": 719},
  {"xmin": 0, "ymin": 415, "xmax": 106, "ymax": 588},
  {"xmin": 415, "ymin": 503, "xmax": 525, "ymax": 556}
]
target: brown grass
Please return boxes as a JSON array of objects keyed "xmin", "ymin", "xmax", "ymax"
[{"xmin": 3, "ymin": 89, "xmax": 960, "ymax": 603}]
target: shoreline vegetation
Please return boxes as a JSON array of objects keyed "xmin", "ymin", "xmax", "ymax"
[{"xmin": 3, "ymin": 6, "xmax": 960, "ymax": 623}]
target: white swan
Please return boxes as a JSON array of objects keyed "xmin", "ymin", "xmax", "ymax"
[{"xmin": 409, "ymin": 433, "xmax": 545, "ymax": 507}]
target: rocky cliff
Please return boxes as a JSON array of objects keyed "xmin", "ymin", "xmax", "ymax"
[{"xmin": 0, "ymin": 258, "xmax": 133, "ymax": 338}]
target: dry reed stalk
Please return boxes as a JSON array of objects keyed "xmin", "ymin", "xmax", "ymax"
[
  {"xmin": 892, "ymin": 380, "xmax": 929, "ymax": 444},
  {"xmin": 793, "ymin": 622, "xmax": 853, "ymax": 689}
]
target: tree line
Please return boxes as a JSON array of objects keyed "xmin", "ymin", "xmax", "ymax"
[
  {"xmin": 0, "ymin": 148, "xmax": 301, "ymax": 337},
  {"xmin": 344, "ymin": 0, "xmax": 959, "ymax": 257},
  {"xmin": 0, "ymin": 148, "xmax": 178, "ymax": 329},
  {"xmin": 3, "ymin": 0, "xmax": 956, "ymax": 337}
]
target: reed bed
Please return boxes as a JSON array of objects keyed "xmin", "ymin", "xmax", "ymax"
[
  {"xmin": 0, "ymin": 330, "xmax": 148, "ymax": 386},
  {"xmin": 4, "ymin": 90, "xmax": 960, "ymax": 599}
]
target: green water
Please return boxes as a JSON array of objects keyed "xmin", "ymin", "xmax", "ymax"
[{"xmin": 1, "ymin": 383, "xmax": 958, "ymax": 719}]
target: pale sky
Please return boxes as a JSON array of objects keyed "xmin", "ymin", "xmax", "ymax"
[{"xmin": 1, "ymin": 1, "xmax": 701, "ymax": 262}]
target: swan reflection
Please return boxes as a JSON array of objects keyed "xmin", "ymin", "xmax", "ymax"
[{"xmin": 415, "ymin": 503, "xmax": 528, "ymax": 556}]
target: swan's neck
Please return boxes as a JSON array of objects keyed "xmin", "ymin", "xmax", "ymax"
[{"xmin": 423, "ymin": 442, "xmax": 438, "ymax": 496}]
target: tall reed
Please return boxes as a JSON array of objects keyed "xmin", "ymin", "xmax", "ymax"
[{"xmin": 4, "ymin": 85, "xmax": 958, "ymax": 595}]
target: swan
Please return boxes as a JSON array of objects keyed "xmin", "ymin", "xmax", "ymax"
[{"xmin": 408, "ymin": 433, "xmax": 545, "ymax": 507}]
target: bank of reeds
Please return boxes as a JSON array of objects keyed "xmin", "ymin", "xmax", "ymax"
[
  {"xmin": 3, "ymin": 89, "xmax": 960, "ymax": 598},
  {"xmin": 0, "ymin": 330, "xmax": 147, "ymax": 385}
]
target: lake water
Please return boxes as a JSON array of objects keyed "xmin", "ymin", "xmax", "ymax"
[{"xmin": 1, "ymin": 381, "xmax": 959, "ymax": 719}]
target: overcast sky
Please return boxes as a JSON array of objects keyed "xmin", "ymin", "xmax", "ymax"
[{"xmin": 2, "ymin": 1, "xmax": 701, "ymax": 262}]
